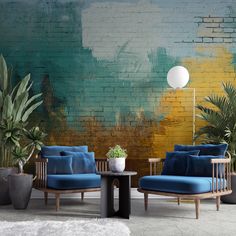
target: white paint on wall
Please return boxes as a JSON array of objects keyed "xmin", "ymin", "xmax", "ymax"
[
  {"xmin": 81, "ymin": 0, "xmax": 233, "ymax": 61},
  {"xmin": 82, "ymin": 1, "xmax": 169, "ymax": 60}
]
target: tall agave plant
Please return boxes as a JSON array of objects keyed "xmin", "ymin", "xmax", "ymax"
[
  {"xmin": 195, "ymin": 82, "xmax": 236, "ymax": 172},
  {"xmin": 0, "ymin": 55, "xmax": 46, "ymax": 172}
]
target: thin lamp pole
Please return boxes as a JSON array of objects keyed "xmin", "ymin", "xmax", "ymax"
[
  {"xmin": 192, "ymin": 88, "xmax": 196, "ymax": 145},
  {"xmin": 167, "ymin": 87, "xmax": 196, "ymax": 145}
]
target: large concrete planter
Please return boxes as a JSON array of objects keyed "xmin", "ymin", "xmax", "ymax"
[
  {"xmin": 0, "ymin": 168, "xmax": 18, "ymax": 205},
  {"xmin": 221, "ymin": 174, "xmax": 236, "ymax": 204},
  {"xmin": 8, "ymin": 174, "xmax": 33, "ymax": 209},
  {"xmin": 108, "ymin": 158, "xmax": 126, "ymax": 173}
]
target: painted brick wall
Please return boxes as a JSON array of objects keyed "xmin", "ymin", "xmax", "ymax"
[{"xmin": 0, "ymin": 0, "xmax": 236, "ymax": 185}]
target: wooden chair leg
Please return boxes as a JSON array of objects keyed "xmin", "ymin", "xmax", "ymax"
[
  {"xmin": 144, "ymin": 192, "xmax": 148, "ymax": 211},
  {"xmin": 216, "ymin": 196, "xmax": 220, "ymax": 211},
  {"xmin": 55, "ymin": 193, "xmax": 60, "ymax": 211},
  {"xmin": 44, "ymin": 192, "xmax": 48, "ymax": 205},
  {"xmin": 81, "ymin": 192, "xmax": 84, "ymax": 201},
  {"xmin": 195, "ymin": 199, "xmax": 200, "ymax": 219},
  {"xmin": 177, "ymin": 197, "xmax": 181, "ymax": 205}
]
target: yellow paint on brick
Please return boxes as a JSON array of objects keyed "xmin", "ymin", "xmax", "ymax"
[
  {"xmin": 152, "ymin": 47, "xmax": 236, "ymax": 155},
  {"xmin": 185, "ymin": 46, "xmax": 236, "ymax": 133},
  {"xmin": 153, "ymin": 89, "xmax": 195, "ymax": 157}
]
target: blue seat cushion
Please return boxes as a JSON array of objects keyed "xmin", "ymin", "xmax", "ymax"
[
  {"xmin": 161, "ymin": 150, "xmax": 200, "ymax": 176},
  {"xmin": 139, "ymin": 175, "xmax": 227, "ymax": 194},
  {"xmin": 47, "ymin": 174, "xmax": 101, "ymax": 190},
  {"xmin": 46, "ymin": 155, "xmax": 73, "ymax": 174},
  {"xmin": 174, "ymin": 144, "xmax": 228, "ymax": 156},
  {"xmin": 41, "ymin": 146, "xmax": 88, "ymax": 157},
  {"xmin": 186, "ymin": 155, "xmax": 224, "ymax": 177},
  {"xmin": 61, "ymin": 151, "xmax": 96, "ymax": 174}
]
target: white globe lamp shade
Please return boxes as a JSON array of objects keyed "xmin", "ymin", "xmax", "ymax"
[{"xmin": 167, "ymin": 66, "xmax": 189, "ymax": 89}]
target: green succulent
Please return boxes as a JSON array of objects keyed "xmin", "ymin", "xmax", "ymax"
[
  {"xmin": 0, "ymin": 118, "xmax": 23, "ymax": 147},
  {"xmin": 106, "ymin": 145, "xmax": 127, "ymax": 158},
  {"xmin": 24, "ymin": 126, "xmax": 47, "ymax": 151},
  {"xmin": 12, "ymin": 146, "xmax": 29, "ymax": 164},
  {"xmin": 12, "ymin": 146, "xmax": 31, "ymax": 174}
]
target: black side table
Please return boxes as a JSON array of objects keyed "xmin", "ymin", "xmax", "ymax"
[{"xmin": 98, "ymin": 171, "xmax": 137, "ymax": 219}]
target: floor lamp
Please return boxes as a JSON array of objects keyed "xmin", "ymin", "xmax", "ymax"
[{"xmin": 167, "ymin": 66, "xmax": 196, "ymax": 145}]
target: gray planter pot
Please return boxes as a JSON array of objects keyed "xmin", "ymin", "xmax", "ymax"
[
  {"xmin": 8, "ymin": 174, "xmax": 33, "ymax": 209},
  {"xmin": 221, "ymin": 174, "xmax": 236, "ymax": 204},
  {"xmin": 0, "ymin": 168, "xmax": 18, "ymax": 205}
]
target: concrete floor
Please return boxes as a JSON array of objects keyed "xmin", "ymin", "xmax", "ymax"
[{"xmin": 0, "ymin": 198, "xmax": 236, "ymax": 236}]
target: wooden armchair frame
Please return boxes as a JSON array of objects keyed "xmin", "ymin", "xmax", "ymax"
[
  {"xmin": 34, "ymin": 155, "xmax": 108, "ymax": 211},
  {"xmin": 138, "ymin": 152, "xmax": 232, "ymax": 219}
]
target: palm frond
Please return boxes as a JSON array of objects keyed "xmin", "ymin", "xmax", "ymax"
[
  {"xmin": 223, "ymin": 82, "xmax": 236, "ymax": 100},
  {"xmin": 205, "ymin": 95, "xmax": 228, "ymax": 112},
  {"xmin": 196, "ymin": 82, "xmax": 236, "ymax": 172}
]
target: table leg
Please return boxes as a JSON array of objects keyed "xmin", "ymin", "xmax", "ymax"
[
  {"xmin": 101, "ymin": 176, "xmax": 114, "ymax": 217},
  {"xmin": 117, "ymin": 176, "xmax": 131, "ymax": 219}
]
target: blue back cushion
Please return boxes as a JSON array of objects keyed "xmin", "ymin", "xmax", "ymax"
[
  {"xmin": 185, "ymin": 155, "xmax": 224, "ymax": 177},
  {"xmin": 174, "ymin": 144, "xmax": 228, "ymax": 156},
  {"xmin": 61, "ymin": 151, "xmax": 96, "ymax": 174},
  {"xmin": 41, "ymin": 146, "xmax": 88, "ymax": 157},
  {"xmin": 161, "ymin": 150, "xmax": 200, "ymax": 176},
  {"xmin": 46, "ymin": 156, "xmax": 73, "ymax": 174}
]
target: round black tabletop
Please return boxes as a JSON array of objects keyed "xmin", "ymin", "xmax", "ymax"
[{"xmin": 97, "ymin": 171, "xmax": 137, "ymax": 176}]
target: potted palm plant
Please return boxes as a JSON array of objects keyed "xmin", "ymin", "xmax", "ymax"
[
  {"xmin": 195, "ymin": 82, "xmax": 236, "ymax": 203},
  {"xmin": 106, "ymin": 145, "xmax": 127, "ymax": 173},
  {"xmin": 8, "ymin": 127, "xmax": 46, "ymax": 209},
  {"xmin": 0, "ymin": 54, "xmax": 46, "ymax": 207}
]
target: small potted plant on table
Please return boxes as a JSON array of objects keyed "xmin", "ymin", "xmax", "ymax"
[{"xmin": 106, "ymin": 145, "xmax": 127, "ymax": 173}]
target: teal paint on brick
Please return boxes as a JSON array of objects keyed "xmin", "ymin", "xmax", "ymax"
[
  {"xmin": 0, "ymin": 0, "xmax": 235, "ymax": 131},
  {"xmin": 233, "ymin": 54, "xmax": 236, "ymax": 67},
  {"xmin": 0, "ymin": 0, "xmax": 176, "ymax": 129}
]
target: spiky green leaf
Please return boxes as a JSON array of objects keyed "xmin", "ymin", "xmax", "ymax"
[
  {"xmin": 22, "ymin": 100, "xmax": 43, "ymax": 122},
  {"xmin": 12, "ymin": 91, "xmax": 29, "ymax": 122},
  {"xmin": 0, "ymin": 54, "xmax": 8, "ymax": 92},
  {"xmin": 2, "ymin": 94, "xmax": 13, "ymax": 119},
  {"xmin": 25, "ymin": 93, "xmax": 42, "ymax": 109},
  {"xmin": 26, "ymin": 82, "xmax": 33, "ymax": 92},
  {"xmin": 0, "ymin": 90, "xmax": 3, "ymax": 108},
  {"xmin": 15, "ymin": 74, "xmax": 30, "ymax": 99}
]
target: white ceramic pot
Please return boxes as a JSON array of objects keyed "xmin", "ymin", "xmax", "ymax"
[{"xmin": 108, "ymin": 158, "xmax": 126, "ymax": 173}]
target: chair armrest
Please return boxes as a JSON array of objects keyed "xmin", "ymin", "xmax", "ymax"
[
  {"xmin": 148, "ymin": 158, "xmax": 162, "ymax": 175},
  {"xmin": 95, "ymin": 158, "xmax": 108, "ymax": 172},
  {"xmin": 211, "ymin": 155, "xmax": 231, "ymax": 193},
  {"xmin": 34, "ymin": 158, "xmax": 48, "ymax": 189},
  {"xmin": 148, "ymin": 158, "xmax": 162, "ymax": 163},
  {"xmin": 211, "ymin": 158, "xmax": 230, "ymax": 164}
]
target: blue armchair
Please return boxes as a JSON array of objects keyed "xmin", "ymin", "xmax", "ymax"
[
  {"xmin": 138, "ymin": 144, "xmax": 232, "ymax": 219},
  {"xmin": 34, "ymin": 146, "xmax": 108, "ymax": 211}
]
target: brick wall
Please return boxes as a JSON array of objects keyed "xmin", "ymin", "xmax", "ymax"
[
  {"xmin": 0, "ymin": 0, "xmax": 235, "ymax": 185},
  {"xmin": 196, "ymin": 16, "xmax": 236, "ymax": 43}
]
